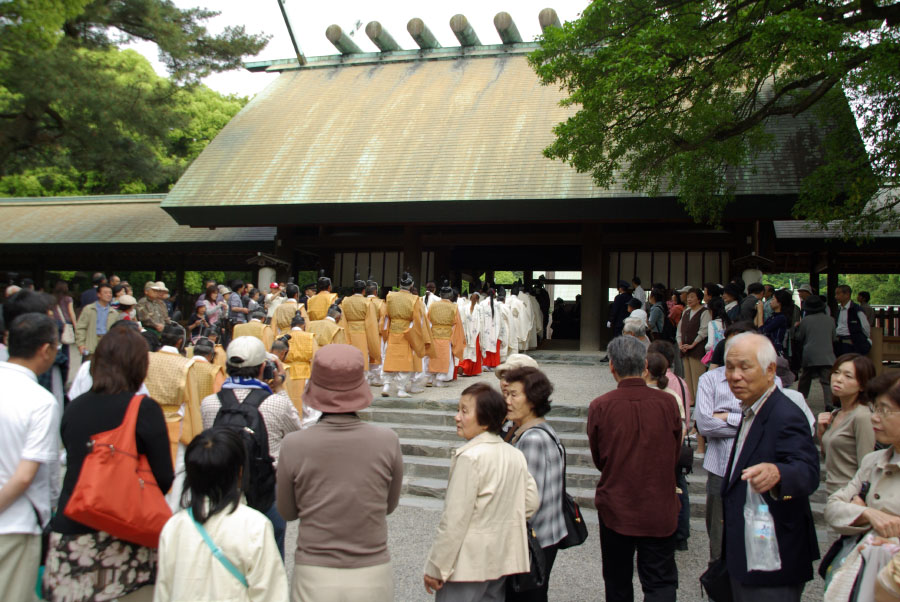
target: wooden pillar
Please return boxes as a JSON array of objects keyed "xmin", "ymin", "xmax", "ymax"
[
  {"xmin": 524, "ymin": 269, "xmax": 534, "ymax": 289},
  {"xmin": 580, "ymin": 224, "xmax": 603, "ymax": 351},
  {"xmin": 175, "ymin": 259, "xmax": 186, "ymax": 319},
  {"xmin": 808, "ymin": 252, "xmax": 818, "ymax": 292},
  {"xmin": 599, "ymin": 244, "xmax": 611, "ymax": 347},
  {"xmin": 826, "ymin": 248, "xmax": 839, "ymax": 316},
  {"xmin": 403, "ymin": 226, "xmax": 423, "ymax": 289},
  {"xmin": 485, "ymin": 270, "xmax": 495, "ymax": 286}
]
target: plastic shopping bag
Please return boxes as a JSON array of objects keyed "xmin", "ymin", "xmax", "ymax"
[{"xmin": 744, "ymin": 485, "xmax": 782, "ymax": 572}]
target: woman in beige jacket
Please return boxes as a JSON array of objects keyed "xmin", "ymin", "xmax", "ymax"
[{"xmin": 424, "ymin": 383, "xmax": 539, "ymax": 601}]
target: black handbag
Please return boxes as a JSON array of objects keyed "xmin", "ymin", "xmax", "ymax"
[
  {"xmin": 699, "ymin": 557, "xmax": 733, "ymax": 602},
  {"xmin": 675, "ymin": 377, "xmax": 694, "ymax": 473},
  {"xmin": 533, "ymin": 424, "xmax": 588, "ymax": 549},
  {"xmin": 508, "ymin": 523, "xmax": 547, "ymax": 592}
]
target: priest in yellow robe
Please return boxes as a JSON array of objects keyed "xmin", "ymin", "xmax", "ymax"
[
  {"xmin": 307, "ymin": 305, "xmax": 347, "ymax": 347},
  {"xmin": 340, "ymin": 278, "xmax": 381, "ymax": 367},
  {"xmin": 427, "ymin": 282, "xmax": 465, "ymax": 387},
  {"xmin": 273, "ymin": 283, "xmax": 309, "ymax": 337},
  {"xmin": 307, "ymin": 275, "xmax": 339, "ymax": 322},
  {"xmin": 233, "ymin": 311, "xmax": 276, "ymax": 350},
  {"xmin": 380, "ymin": 272, "xmax": 435, "ymax": 397},
  {"xmin": 282, "ymin": 314, "xmax": 318, "ymax": 415}
]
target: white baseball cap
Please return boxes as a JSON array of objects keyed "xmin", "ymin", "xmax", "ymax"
[{"xmin": 226, "ymin": 336, "xmax": 267, "ymax": 368}]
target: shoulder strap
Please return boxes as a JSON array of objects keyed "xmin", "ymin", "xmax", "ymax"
[
  {"xmin": 188, "ymin": 508, "xmax": 248, "ymax": 588},
  {"xmin": 216, "ymin": 388, "xmax": 239, "ymax": 410},
  {"xmin": 529, "ymin": 423, "xmax": 570, "ymax": 502},
  {"xmin": 241, "ymin": 388, "xmax": 270, "ymax": 409}
]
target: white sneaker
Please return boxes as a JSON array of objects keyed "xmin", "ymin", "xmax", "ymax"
[
  {"xmin": 381, "ymin": 384, "xmax": 390, "ymax": 398},
  {"xmin": 397, "ymin": 389, "xmax": 412, "ymax": 398},
  {"xmin": 435, "ymin": 381, "xmax": 449, "ymax": 388}
]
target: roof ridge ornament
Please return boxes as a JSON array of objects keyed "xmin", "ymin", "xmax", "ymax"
[
  {"xmin": 407, "ymin": 18, "xmax": 441, "ymax": 49},
  {"xmin": 366, "ymin": 21, "xmax": 401, "ymax": 52},
  {"xmin": 449, "ymin": 14, "xmax": 481, "ymax": 47},
  {"xmin": 326, "ymin": 24, "xmax": 363, "ymax": 54},
  {"xmin": 493, "ymin": 12, "xmax": 522, "ymax": 44}
]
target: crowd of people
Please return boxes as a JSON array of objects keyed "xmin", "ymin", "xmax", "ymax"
[{"xmin": 0, "ymin": 269, "xmax": 898, "ymax": 602}]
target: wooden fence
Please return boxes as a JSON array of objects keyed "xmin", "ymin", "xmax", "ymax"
[{"xmin": 875, "ymin": 306, "xmax": 900, "ymax": 336}]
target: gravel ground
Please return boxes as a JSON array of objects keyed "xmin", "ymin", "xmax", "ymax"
[{"xmin": 284, "ymin": 506, "xmax": 826, "ymax": 601}]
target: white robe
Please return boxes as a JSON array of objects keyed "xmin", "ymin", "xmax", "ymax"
[
  {"xmin": 496, "ymin": 301, "xmax": 512, "ymax": 361},
  {"xmin": 461, "ymin": 301, "xmax": 483, "ymax": 363},
  {"xmin": 480, "ymin": 298, "xmax": 500, "ymax": 356},
  {"xmin": 507, "ymin": 295, "xmax": 528, "ymax": 353},
  {"xmin": 516, "ymin": 292, "xmax": 535, "ymax": 350}
]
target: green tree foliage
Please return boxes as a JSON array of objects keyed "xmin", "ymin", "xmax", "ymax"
[
  {"xmin": 761, "ymin": 273, "xmax": 900, "ymax": 305},
  {"xmin": 0, "ymin": 0, "xmax": 267, "ymax": 196},
  {"xmin": 529, "ymin": 0, "xmax": 900, "ymax": 238}
]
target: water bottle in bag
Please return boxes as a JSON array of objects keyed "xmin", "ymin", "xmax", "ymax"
[{"xmin": 744, "ymin": 485, "xmax": 782, "ymax": 572}]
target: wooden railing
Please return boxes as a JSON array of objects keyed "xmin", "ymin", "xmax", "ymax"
[{"xmin": 875, "ymin": 307, "xmax": 900, "ymax": 337}]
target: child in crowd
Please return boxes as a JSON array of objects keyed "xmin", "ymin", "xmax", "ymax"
[{"xmin": 154, "ymin": 428, "xmax": 288, "ymax": 601}]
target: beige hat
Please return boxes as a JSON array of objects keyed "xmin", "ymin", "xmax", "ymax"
[
  {"xmin": 151, "ymin": 281, "xmax": 169, "ymax": 292},
  {"xmin": 495, "ymin": 353, "xmax": 539, "ymax": 380},
  {"xmin": 117, "ymin": 294, "xmax": 137, "ymax": 306},
  {"xmin": 303, "ymin": 344, "xmax": 373, "ymax": 413},
  {"xmin": 677, "ymin": 285, "xmax": 692, "ymax": 293}
]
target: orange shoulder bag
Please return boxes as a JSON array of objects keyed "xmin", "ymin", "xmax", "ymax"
[{"xmin": 64, "ymin": 394, "xmax": 172, "ymax": 548}]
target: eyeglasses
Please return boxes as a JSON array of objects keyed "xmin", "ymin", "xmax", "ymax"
[{"xmin": 873, "ymin": 404, "xmax": 900, "ymax": 417}]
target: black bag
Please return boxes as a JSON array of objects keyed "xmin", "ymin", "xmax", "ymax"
[
  {"xmin": 674, "ymin": 377, "xmax": 694, "ymax": 473},
  {"xmin": 508, "ymin": 523, "xmax": 547, "ymax": 592},
  {"xmin": 532, "ymin": 424, "xmax": 588, "ymax": 549},
  {"xmin": 699, "ymin": 557, "xmax": 733, "ymax": 602},
  {"xmin": 213, "ymin": 388, "xmax": 276, "ymax": 512}
]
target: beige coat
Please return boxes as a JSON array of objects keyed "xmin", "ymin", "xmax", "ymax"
[
  {"xmin": 825, "ymin": 448, "xmax": 900, "ymax": 534},
  {"xmin": 74, "ymin": 302, "xmax": 119, "ymax": 353},
  {"xmin": 424, "ymin": 432, "xmax": 538, "ymax": 583}
]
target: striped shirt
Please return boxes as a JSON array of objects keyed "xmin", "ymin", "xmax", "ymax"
[
  {"xmin": 696, "ymin": 367, "xmax": 784, "ymax": 478},
  {"xmin": 695, "ymin": 367, "xmax": 743, "ymax": 478},
  {"xmin": 514, "ymin": 423, "xmax": 567, "ymax": 548}
]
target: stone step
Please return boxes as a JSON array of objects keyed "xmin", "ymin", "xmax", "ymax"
[
  {"xmin": 373, "ymin": 396, "xmax": 590, "ymax": 418},
  {"xmin": 360, "ymin": 406, "xmax": 587, "ymax": 433},
  {"xmin": 383, "ymin": 422, "xmax": 588, "ymax": 447},
  {"xmin": 400, "ymin": 437, "xmax": 595, "ymax": 468}
]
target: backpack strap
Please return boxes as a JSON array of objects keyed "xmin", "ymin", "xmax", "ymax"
[
  {"xmin": 240, "ymin": 388, "xmax": 270, "ymax": 410},
  {"xmin": 216, "ymin": 388, "xmax": 239, "ymax": 410},
  {"xmin": 188, "ymin": 508, "xmax": 248, "ymax": 588}
]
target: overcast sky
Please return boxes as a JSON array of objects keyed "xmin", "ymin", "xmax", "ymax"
[{"xmin": 130, "ymin": 1, "xmax": 589, "ymax": 97}]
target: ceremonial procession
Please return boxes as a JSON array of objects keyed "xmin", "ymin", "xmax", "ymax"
[{"xmin": 3, "ymin": 0, "xmax": 900, "ymax": 601}]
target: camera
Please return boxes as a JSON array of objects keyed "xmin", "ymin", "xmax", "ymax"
[{"xmin": 262, "ymin": 359, "xmax": 277, "ymax": 381}]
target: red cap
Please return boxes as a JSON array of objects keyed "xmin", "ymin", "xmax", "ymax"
[{"xmin": 269, "ymin": 283, "xmax": 279, "ymax": 289}]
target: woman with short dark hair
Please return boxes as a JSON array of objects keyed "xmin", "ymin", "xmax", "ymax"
[
  {"xmin": 425, "ymin": 383, "xmax": 538, "ymax": 601},
  {"xmin": 154, "ymin": 428, "xmax": 288, "ymax": 600},
  {"xmin": 503, "ymin": 367, "xmax": 567, "ymax": 601},
  {"xmin": 44, "ymin": 328, "xmax": 174, "ymax": 601}
]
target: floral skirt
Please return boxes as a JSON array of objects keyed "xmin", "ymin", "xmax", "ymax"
[{"xmin": 43, "ymin": 531, "xmax": 156, "ymax": 602}]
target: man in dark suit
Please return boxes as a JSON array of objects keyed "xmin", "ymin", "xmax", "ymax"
[{"xmin": 721, "ymin": 333, "xmax": 820, "ymax": 601}]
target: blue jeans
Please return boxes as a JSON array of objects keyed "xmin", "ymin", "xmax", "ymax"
[{"xmin": 264, "ymin": 503, "xmax": 285, "ymax": 559}]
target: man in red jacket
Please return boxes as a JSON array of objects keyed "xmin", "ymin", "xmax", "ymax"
[{"xmin": 588, "ymin": 335, "xmax": 682, "ymax": 602}]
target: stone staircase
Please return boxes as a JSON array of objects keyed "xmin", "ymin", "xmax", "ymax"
[{"xmin": 358, "ymin": 397, "xmax": 828, "ymax": 524}]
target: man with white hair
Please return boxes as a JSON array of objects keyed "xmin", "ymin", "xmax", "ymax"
[{"xmin": 719, "ymin": 333, "xmax": 820, "ymax": 601}]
